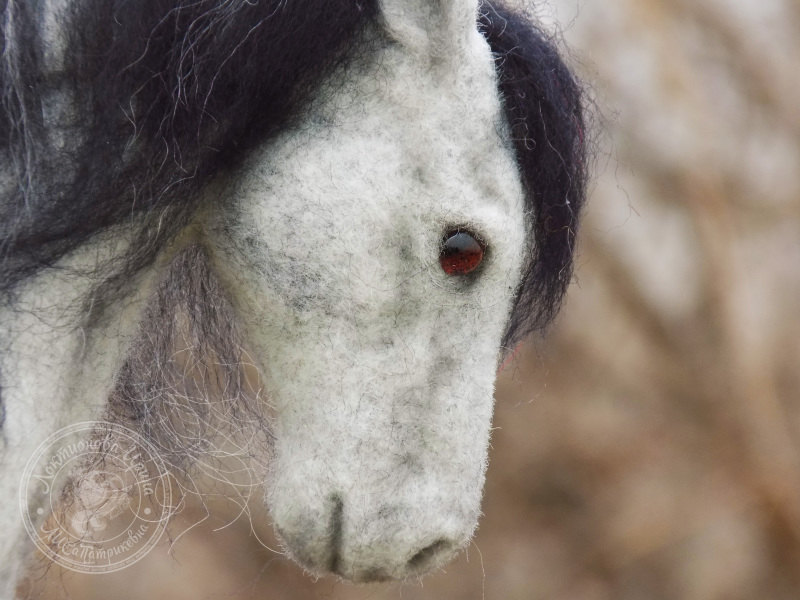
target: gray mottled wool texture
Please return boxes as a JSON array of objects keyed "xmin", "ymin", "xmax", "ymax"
[
  {"xmin": 205, "ymin": 0, "xmax": 526, "ymax": 580},
  {"xmin": 0, "ymin": 0, "xmax": 536, "ymax": 592}
]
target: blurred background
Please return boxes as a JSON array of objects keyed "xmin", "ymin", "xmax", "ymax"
[{"xmin": 24, "ymin": 0, "xmax": 800, "ymax": 598}]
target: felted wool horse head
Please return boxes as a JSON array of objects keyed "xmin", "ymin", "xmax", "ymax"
[{"xmin": 0, "ymin": 0, "xmax": 586, "ymax": 592}]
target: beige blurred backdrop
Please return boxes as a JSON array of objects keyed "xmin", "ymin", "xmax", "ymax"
[{"xmin": 23, "ymin": 0, "xmax": 800, "ymax": 598}]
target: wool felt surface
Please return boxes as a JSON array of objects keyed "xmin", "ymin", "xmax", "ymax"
[{"xmin": 0, "ymin": 0, "xmax": 586, "ymax": 592}]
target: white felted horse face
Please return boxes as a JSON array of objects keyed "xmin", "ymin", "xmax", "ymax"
[
  {"xmin": 1, "ymin": 0, "xmax": 587, "ymax": 591},
  {"xmin": 206, "ymin": 0, "xmax": 526, "ymax": 581}
]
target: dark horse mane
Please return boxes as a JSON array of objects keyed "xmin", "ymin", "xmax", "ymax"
[{"xmin": 0, "ymin": 0, "xmax": 586, "ymax": 348}]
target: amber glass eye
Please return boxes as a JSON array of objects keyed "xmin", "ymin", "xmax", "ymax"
[{"xmin": 439, "ymin": 230, "xmax": 485, "ymax": 275}]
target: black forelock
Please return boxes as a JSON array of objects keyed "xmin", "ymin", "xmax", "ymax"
[
  {"xmin": 0, "ymin": 0, "xmax": 586, "ymax": 345},
  {"xmin": 479, "ymin": 1, "xmax": 588, "ymax": 347}
]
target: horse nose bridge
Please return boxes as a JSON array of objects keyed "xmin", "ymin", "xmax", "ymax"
[{"xmin": 315, "ymin": 361, "xmax": 491, "ymax": 498}]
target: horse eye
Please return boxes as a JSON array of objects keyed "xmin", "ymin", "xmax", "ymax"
[{"xmin": 439, "ymin": 230, "xmax": 485, "ymax": 275}]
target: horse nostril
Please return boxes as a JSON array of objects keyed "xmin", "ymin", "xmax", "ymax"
[
  {"xmin": 328, "ymin": 495, "xmax": 344, "ymax": 574},
  {"xmin": 407, "ymin": 538, "xmax": 453, "ymax": 572}
]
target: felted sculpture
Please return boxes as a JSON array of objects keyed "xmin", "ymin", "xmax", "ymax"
[{"xmin": 0, "ymin": 0, "xmax": 586, "ymax": 593}]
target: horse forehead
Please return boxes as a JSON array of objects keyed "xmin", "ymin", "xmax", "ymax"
[
  {"xmin": 247, "ymin": 29, "xmax": 521, "ymax": 225},
  {"xmin": 340, "ymin": 27, "xmax": 513, "ymax": 184}
]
